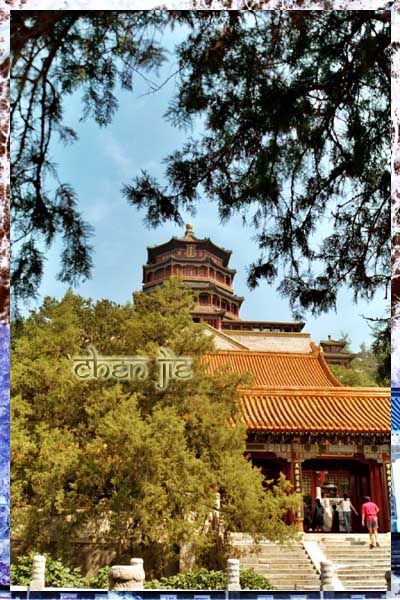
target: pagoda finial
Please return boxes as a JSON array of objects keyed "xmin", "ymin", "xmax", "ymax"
[{"xmin": 185, "ymin": 223, "xmax": 195, "ymax": 238}]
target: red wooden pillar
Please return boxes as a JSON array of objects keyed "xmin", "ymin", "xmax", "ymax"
[
  {"xmin": 381, "ymin": 462, "xmax": 391, "ymax": 533},
  {"xmin": 369, "ymin": 461, "xmax": 390, "ymax": 533}
]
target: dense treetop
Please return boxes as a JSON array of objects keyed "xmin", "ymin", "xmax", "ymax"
[{"xmin": 11, "ymin": 279, "xmax": 299, "ymax": 574}]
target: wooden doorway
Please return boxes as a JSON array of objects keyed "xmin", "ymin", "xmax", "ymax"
[{"xmin": 302, "ymin": 459, "xmax": 370, "ymax": 533}]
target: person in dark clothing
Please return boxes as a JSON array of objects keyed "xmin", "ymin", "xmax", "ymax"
[
  {"xmin": 331, "ymin": 503, "xmax": 340, "ymax": 532},
  {"xmin": 303, "ymin": 503, "xmax": 312, "ymax": 532},
  {"xmin": 313, "ymin": 498, "xmax": 324, "ymax": 533}
]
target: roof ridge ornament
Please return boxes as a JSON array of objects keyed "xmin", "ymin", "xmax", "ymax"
[{"xmin": 185, "ymin": 223, "xmax": 195, "ymax": 239}]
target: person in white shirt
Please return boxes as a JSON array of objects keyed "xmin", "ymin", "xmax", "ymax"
[
  {"xmin": 321, "ymin": 493, "xmax": 333, "ymax": 532},
  {"xmin": 341, "ymin": 493, "xmax": 358, "ymax": 533}
]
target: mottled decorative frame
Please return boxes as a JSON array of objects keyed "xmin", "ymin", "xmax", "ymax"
[
  {"xmin": 0, "ymin": 0, "xmax": 395, "ymax": 591},
  {"xmin": 0, "ymin": 325, "xmax": 8, "ymax": 586}
]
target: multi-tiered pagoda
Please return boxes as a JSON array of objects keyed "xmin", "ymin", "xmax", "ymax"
[
  {"xmin": 143, "ymin": 224, "xmax": 243, "ymax": 329},
  {"xmin": 143, "ymin": 224, "xmax": 303, "ymax": 334}
]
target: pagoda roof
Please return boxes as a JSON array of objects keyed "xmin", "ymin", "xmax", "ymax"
[
  {"xmin": 238, "ymin": 387, "xmax": 390, "ymax": 433},
  {"xmin": 322, "ymin": 351, "xmax": 356, "ymax": 360},
  {"xmin": 189, "ymin": 281, "xmax": 244, "ymax": 302},
  {"xmin": 143, "ymin": 255, "xmax": 237, "ymax": 274},
  {"xmin": 222, "ymin": 319, "xmax": 304, "ymax": 332},
  {"xmin": 192, "ymin": 305, "xmax": 227, "ymax": 316},
  {"xmin": 147, "ymin": 224, "xmax": 232, "ymax": 266},
  {"xmin": 320, "ymin": 339, "xmax": 347, "ymax": 347},
  {"xmin": 202, "ymin": 346, "xmax": 340, "ymax": 388},
  {"xmin": 202, "ymin": 348, "xmax": 389, "ymax": 434}
]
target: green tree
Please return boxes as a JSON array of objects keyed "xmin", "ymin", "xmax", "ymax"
[
  {"xmin": 370, "ymin": 318, "xmax": 390, "ymax": 386},
  {"xmin": 330, "ymin": 333, "xmax": 390, "ymax": 387},
  {"xmin": 11, "ymin": 279, "xmax": 299, "ymax": 576},
  {"xmin": 125, "ymin": 11, "xmax": 390, "ymax": 317},
  {"xmin": 331, "ymin": 361, "xmax": 378, "ymax": 387},
  {"xmin": 11, "ymin": 11, "xmax": 168, "ymax": 306},
  {"xmin": 12, "ymin": 12, "xmax": 390, "ymax": 320}
]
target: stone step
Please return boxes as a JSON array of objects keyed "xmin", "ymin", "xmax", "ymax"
[
  {"xmin": 322, "ymin": 550, "xmax": 390, "ymax": 556},
  {"xmin": 268, "ymin": 585, "xmax": 320, "ymax": 591},
  {"xmin": 238, "ymin": 546, "xmax": 309, "ymax": 552},
  {"xmin": 234, "ymin": 540, "xmax": 320, "ymax": 591},
  {"xmin": 235, "ymin": 534, "xmax": 391, "ymax": 592},
  {"xmin": 326, "ymin": 552, "xmax": 390, "ymax": 556},
  {"xmin": 241, "ymin": 551, "xmax": 311, "ymax": 557},
  {"xmin": 243, "ymin": 561, "xmax": 315, "ymax": 567},
  {"xmin": 324, "ymin": 548, "xmax": 390, "ymax": 562},
  {"xmin": 268, "ymin": 587, "xmax": 320, "ymax": 591},
  {"xmin": 328, "ymin": 552, "xmax": 390, "ymax": 558},
  {"xmin": 248, "ymin": 569, "xmax": 319, "ymax": 581},
  {"xmin": 240, "ymin": 552, "xmax": 309, "ymax": 557},
  {"xmin": 243, "ymin": 561, "xmax": 315, "ymax": 568},
  {"xmin": 323, "ymin": 552, "xmax": 390, "ymax": 557},
  {"xmin": 322, "ymin": 545, "xmax": 389, "ymax": 549},
  {"xmin": 339, "ymin": 576, "xmax": 387, "ymax": 583},
  {"xmin": 319, "ymin": 543, "xmax": 390, "ymax": 548},
  {"xmin": 242, "ymin": 554, "xmax": 313, "ymax": 561},
  {"xmin": 334, "ymin": 562, "xmax": 390, "ymax": 569},
  {"xmin": 321, "ymin": 541, "xmax": 390, "ymax": 546},
  {"xmin": 242, "ymin": 555, "xmax": 315, "ymax": 562},
  {"xmin": 320, "ymin": 542, "xmax": 391, "ymax": 551},
  {"xmin": 268, "ymin": 577, "xmax": 319, "ymax": 583},
  {"xmin": 324, "ymin": 558, "xmax": 389, "ymax": 564},
  {"xmin": 338, "ymin": 568, "xmax": 388, "ymax": 575},
  {"xmin": 323, "ymin": 543, "xmax": 390, "ymax": 546},
  {"xmin": 242, "ymin": 557, "xmax": 315, "ymax": 564},
  {"xmin": 271, "ymin": 579, "xmax": 320, "ymax": 592},
  {"xmin": 246, "ymin": 564, "xmax": 316, "ymax": 572},
  {"xmin": 343, "ymin": 586, "xmax": 387, "ymax": 591}
]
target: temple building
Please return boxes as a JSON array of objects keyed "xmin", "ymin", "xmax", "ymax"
[
  {"xmin": 143, "ymin": 224, "xmax": 302, "ymax": 333},
  {"xmin": 319, "ymin": 336, "xmax": 355, "ymax": 367},
  {"xmin": 142, "ymin": 225, "xmax": 391, "ymax": 533}
]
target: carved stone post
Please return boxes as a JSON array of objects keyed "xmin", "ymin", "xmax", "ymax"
[
  {"xmin": 29, "ymin": 554, "xmax": 46, "ymax": 591},
  {"xmin": 227, "ymin": 558, "xmax": 241, "ymax": 591},
  {"xmin": 109, "ymin": 558, "xmax": 145, "ymax": 591},
  {"xmin": 320, "ymin": 561, "xmax": 335, "ymax": 591}
]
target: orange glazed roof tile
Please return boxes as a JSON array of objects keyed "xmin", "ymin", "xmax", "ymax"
[
  {"xmin": 203, "ymin": 348, "xmax": 341, "ymax": 388},
  {"xmin": 202, "ymin": 349, "xmax": 389, "ymax": 434},
  {"xmin": 238, "ymin": 388, "xmax": 390, "ymax": 433}
]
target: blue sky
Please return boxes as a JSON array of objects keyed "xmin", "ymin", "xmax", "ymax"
[{"xmin": 30, "ymin": 27, "xmax": 387, "ymax": 353}]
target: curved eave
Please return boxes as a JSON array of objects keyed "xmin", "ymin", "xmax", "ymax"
[
  {"xmin": 190, "ymin": 282, "xmax": 244, "ymax": 303},
  {"xmin": 203, "ymin": 346, "xmax": 342, "ymax": 388},
  {"xmin": 144, "ymin": 255, "xmax": 237, "ymax": 275},
  {"xmin": 147, "ymin": 237, "xmax": 232, "ymax": 266},
  {"xmin": 238, "ymin": 386, "xmax": 390, "ymax": 434}
]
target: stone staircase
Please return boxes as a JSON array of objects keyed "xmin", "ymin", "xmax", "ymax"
[
  {"xmin": 231, "ymin": 533, "xmax": 390, "ymax": 591},
  {"xmin": 230, "ymin": 534, "xmax": 320, "ymax": 591},
  {"xmin": 316, "ymin": 533, "xmax": 391, "ymax": 591}
]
